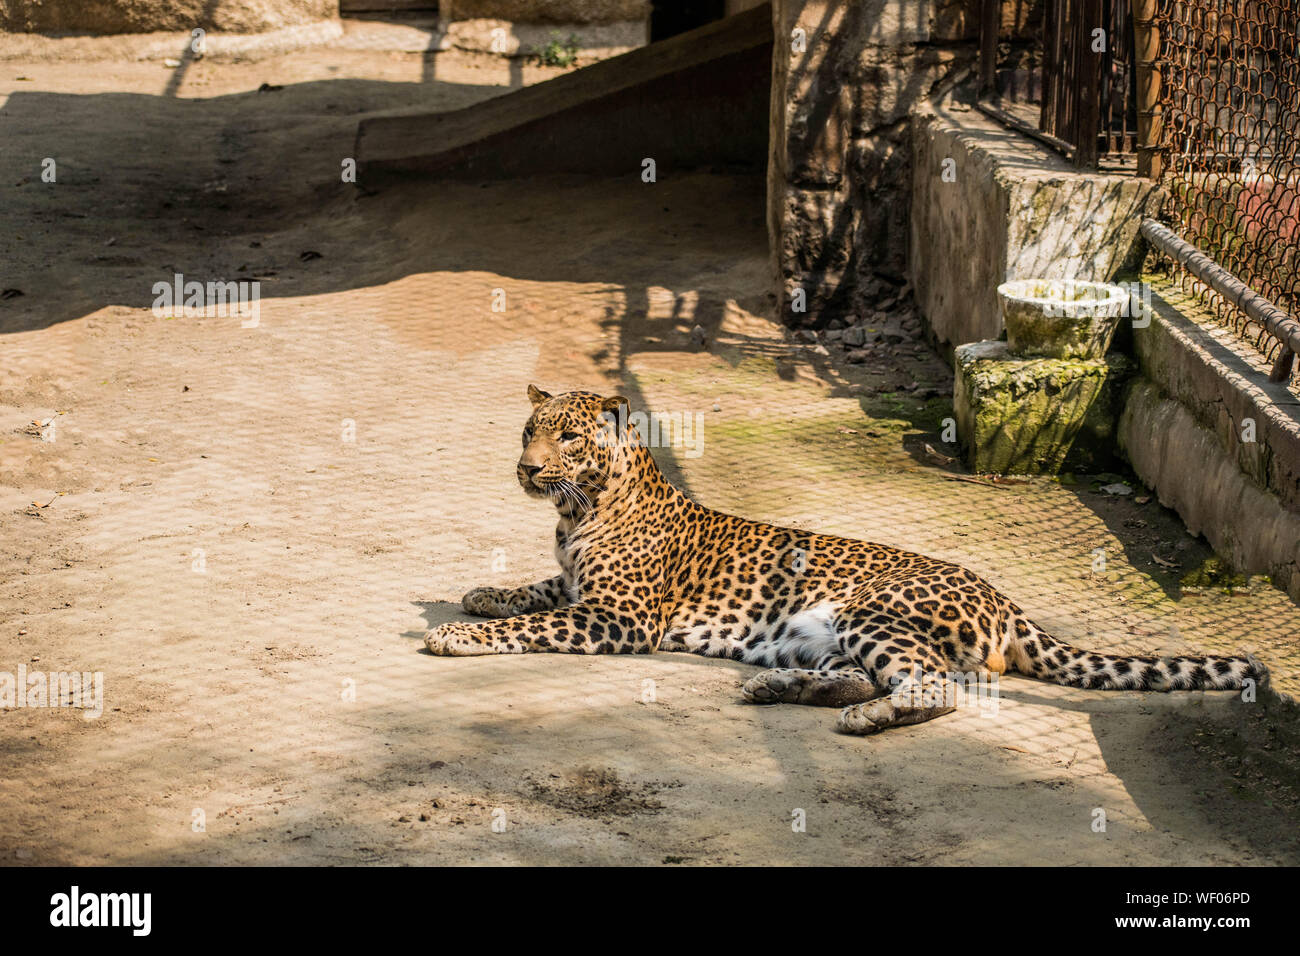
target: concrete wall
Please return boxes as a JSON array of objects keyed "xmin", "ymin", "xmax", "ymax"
[
  {"xmin": 1120, "ymin": 295, "xmax": 1300, "ymax": 599},
  {"xmin": 768, "ymin": 0, "xmax": 979, "ymax": 327},
  {"xmin": 763, "ymin": 0, "xmax": 1058, "ymax": 329},
  {"xmin": 910, "ymin": 99, "xmax": 1162, "ymax": 349},
  {"xmin": 440, "ymin": 1, "xmax": 651, "ymax": 58},
  {"xmin": 0, "ymin": 0, "xmax": 337, "ymax": 33}
]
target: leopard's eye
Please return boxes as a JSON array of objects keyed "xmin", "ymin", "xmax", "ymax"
[{"xmin": 559, "ymin": 431, "xmax": 580, "ymax": 443}]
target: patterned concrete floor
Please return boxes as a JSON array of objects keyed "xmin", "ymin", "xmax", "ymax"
[{"xmin": 1, "ymin": 43, "xmax": 1298, "ymax": 865}]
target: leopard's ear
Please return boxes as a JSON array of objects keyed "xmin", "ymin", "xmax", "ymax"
[
  {"xmin": 527, "ymin": 384, "xmax": 552, "ymax": 408},
  {"xmin": 600, "ymin": 395, "xmax": 629, "ymax": 415}
]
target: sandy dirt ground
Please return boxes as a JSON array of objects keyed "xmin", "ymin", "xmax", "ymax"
[{"xmin": 2, "ymin": 21, "xmax": 1300, "ymax": 866}]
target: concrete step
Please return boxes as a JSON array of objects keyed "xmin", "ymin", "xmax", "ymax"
[{"xmin": 354, "ymin": 2, "xmax": 771, "ymax": 180}]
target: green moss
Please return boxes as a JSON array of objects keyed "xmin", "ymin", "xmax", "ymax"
[
  {"xmin": 530, "ymin": 32, "xmax": 580, "ymax": 68},
  {"xmin": 1180, "ymin": 557, "xmax": 1249, "ymax": 593},
  {"xmin": 708, "ymin": 413, "xmax": 908, "ymax": 449},
  {"xmin": 954, "ymin": 342, "xmax": 1133, "ymax": 475}
]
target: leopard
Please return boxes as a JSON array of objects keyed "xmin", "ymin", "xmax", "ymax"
[{"xmin": 424, "ymin": 386, "xmax": 1269, "ymax": 735}]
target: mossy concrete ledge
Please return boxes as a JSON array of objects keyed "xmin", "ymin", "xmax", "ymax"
[
  {"xmin": 1120, "ymin": 379, "xmax": 1300, "ymax": 601},
  {"xmin": 1119, "ymin": 287, "xmax": 1300, "ymax": 601},
  {"xmin": 954, "ymin": 340, "xmax": 1133, "ymax": 475}
]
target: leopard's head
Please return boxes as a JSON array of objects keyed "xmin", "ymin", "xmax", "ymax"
[{"xmin": 517, "ymin": 385, "xmax": 631, "ymax": 511}]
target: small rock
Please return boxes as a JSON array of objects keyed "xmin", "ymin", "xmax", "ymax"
[
  {"xmin": 1100, "ymin": 482, "xmax": 1133, "ymax": 496},
  {"xmin": 824, "ymin": 328, "xmax": 843, "ymax": 343},
  {"xmin": 846, "ymin": 349, "xmax": 872, "ymax": 364},
  {"xmin": 841, "ymin": 327, "xmax": 866, "ymax": 347},
  {"xmin": 922, "ymin": 443, "xmax": 956, "ymax": 465},
  {"xmin": 862, "ymin": 278, "xmax": 890, "ymax": 300},
  {"xmin": 712, "ymin": 403, "xmax": 721, "ymax": 412},
  {"xmin": 881, "ymin": 319, "xmax": 908, "ymax": 344},
  {"xmin": 689, "ymin": 324, "xmax": 708, "ymax": 349}
]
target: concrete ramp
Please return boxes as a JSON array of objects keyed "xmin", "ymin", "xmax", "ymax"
[{"xmin": 355, "ymin": 3, "xmax": 772, "ymax": 180}]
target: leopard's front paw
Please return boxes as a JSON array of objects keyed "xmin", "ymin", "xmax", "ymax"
[
  {"xmin": 462, "ymin": 587, "xmax": 509, "ymax": 618},
  {"xmin": 836, "ymin": 699, "xmax": 894, "ymax": 735},
  {"xmin": 742, "ymin": 668, "xmax": 806, "ymax": 704},
  {"xmin": 424, "ymin": 622, "xmax": 523, "ymax": 656}
]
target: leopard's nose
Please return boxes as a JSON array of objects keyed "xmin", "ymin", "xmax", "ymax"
[{"xmin": 520, "ymin": 463, "xmax": 542, "ymax": 480}]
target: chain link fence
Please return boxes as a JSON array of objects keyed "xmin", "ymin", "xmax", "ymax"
[{"xmin": 1153, "ymin": 0, "xmax": 1300, "ymax": 375}]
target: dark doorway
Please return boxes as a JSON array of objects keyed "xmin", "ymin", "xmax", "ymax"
[{"xmin": 650, "ymin": 0, "xmax": 727, "ymax": 42}]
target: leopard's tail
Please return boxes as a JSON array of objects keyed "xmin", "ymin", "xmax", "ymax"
[{"xmin": 1007, "ymin": 613, "xmax": 1269, "ymax": 692}]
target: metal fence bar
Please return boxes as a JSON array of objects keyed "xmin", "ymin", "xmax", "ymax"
[
  {"xmin": 1077, "ymin": 0, "xmax": 1104, "ymax": 166},
  {"xmin": 1141, "ymin": 219, "xmax": 1300, "ymax": 382},
  {"xmin": 980, "ymin": 0, "xmax": 999, "ymax": 95},
  {"xmin": 1132, "ymin": 0, "xmax": 1163, "ymax": 177},
  {"xmin": 1027, "ymin": 0, "xmax": 1138, "ymax": 166},
  {"xmin": 1041, "ymin": 0, "xmax": 1060, "ymax": 133}
]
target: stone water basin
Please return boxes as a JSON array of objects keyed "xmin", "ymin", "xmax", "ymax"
[{"xmin": 997, "ymin": 278, "xmax": 1129, "ymax": 360}]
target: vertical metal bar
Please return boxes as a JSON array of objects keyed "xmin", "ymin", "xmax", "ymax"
[
  {"xmin": 1107, "ymin": 0, "xmax": 1118, "ymax": 152},
  {"xmin": 1041, "ymin": 0, "xmax": 1058, "ymax": 133},
  {"xmin": 980, "ymin": 0, "xmax": 999, "ymax": 95},
  {"xmin": 1125, "ymin": 0, "xmax": 1139, "ymax": 152},
  {"xmin": 1132, "ymin": 0, "xmax": 1163, "ymax": 178},
  {"xmin": 1076, "ymin": 0, "xmax": 1103, "ymax": 166},
  {"xmin": 1061, "ymin": 0, "xmax": 1074, "ymax": 145},
  {"xmin": 1063, "ymin": 0, "xmax": 1078, "ymax": 147}
]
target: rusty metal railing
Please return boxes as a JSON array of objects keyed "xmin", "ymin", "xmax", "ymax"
[
  {"xmin": 1142, "ymin": 220, "xmax": 1300, "ymax": 380},
  {"xmin": 1147, "ymin": 0, "xmax": 1300, "ymax": 381}
]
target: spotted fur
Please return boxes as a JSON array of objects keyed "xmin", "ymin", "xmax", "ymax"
[{"xmin": 425, "ymin": 388, "xmax": 1270, "ymax": 734}]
